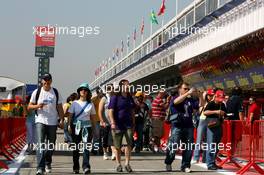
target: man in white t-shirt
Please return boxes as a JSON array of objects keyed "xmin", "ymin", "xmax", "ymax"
[{"xmin": 28, "ymin": 73, "xmax": 64, "ymax": 175}]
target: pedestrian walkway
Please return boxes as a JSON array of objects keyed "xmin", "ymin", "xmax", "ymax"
[{"xmin": 7, "ymin": 130, "xmax": 253, "ymax": 175}]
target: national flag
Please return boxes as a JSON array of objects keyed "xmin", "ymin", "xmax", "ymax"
[
  {"xmin": 121, "ymin": 40, "xmax": 124, "ymax": 52},
  {"xmin": 112, "ymin": 49, "xmax": 115, "ymax": 60},
  {"xmin": 99, "ymin": 63, "xmax": 102, "ymax": 72},
  {"xmin": 127, "ymin": 35, "xmax": 130, "ymax": 47},
  {"xmin": 116, "ymin": 48, "xmax": 119, "ymax": 57},
  {"xmin": 133, "ymin": 27, "xmax": 136, "ymax": 41},
  {"xmin": 158, "ymin": 0, "xmax": 166, "ymax": 16},
  {"xmin": 141, "ymin": 18, "xmax": 145, "ymax": 35},
  {"xmin": 151, "ymin": 10, "xmax": 158, "ymax": 24}
]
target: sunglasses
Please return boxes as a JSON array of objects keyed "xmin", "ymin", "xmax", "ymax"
[
  {"xmin": 43, "ymin": 78, "xmax": 51, "ymax": 82},
  {"xmin": 183, "ymin": 88, "xmax": 190, "ymax": 91},
  {"xmin": 79, "ymin": 88, "xmax": 88, "ymax": 92}
]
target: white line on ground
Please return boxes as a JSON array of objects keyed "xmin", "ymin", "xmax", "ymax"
[
  {"xmin": 2, "ymin": 145, "xmax": 28, "ymax": 175},
  {"xmin": 174, "ymin": 155, "xmax": 235, "ymax": 175}
]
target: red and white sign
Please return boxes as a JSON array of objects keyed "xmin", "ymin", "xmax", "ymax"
[{"xmin": 35, "ymin": 26, "xmax": 55, "ymax": 47}]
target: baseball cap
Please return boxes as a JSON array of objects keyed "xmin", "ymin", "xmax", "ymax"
[
  {"xmin": 207, "ymin": 88, "xmax": 215, "ymax": 96},
  {"xmin": 135, "ymin": 91, "xmax": 143, "ymax": 97},
  {"xmin": 42, "ymin": 73, "xmax": 52, "ymax": 81},
  {"xmin": 215, "ymin": 90, "xmax": 225, "ymax": 102}
]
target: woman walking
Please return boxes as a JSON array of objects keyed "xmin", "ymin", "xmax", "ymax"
[{"xmin": 68, "ymin": 83, "xmax": 96, "ymax": 174}]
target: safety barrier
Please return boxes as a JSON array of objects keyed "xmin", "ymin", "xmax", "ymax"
[
  {"xmin": 0, "ymin": 117, "xmax": 26, "ymax": 170},
  {"xmin": 162, "ymin": 120, "xmax": 264, "ymax": 174},
  {"xmin": 217, "ymin": 120, "xmax": 264, "ymax": 175}
]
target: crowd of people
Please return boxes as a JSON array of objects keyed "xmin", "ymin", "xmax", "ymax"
[{"xmin": 24, "ymin": 73, "xmax": 262, "ymax": 174}]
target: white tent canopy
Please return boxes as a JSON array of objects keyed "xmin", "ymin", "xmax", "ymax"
[
  {"xmin": 0, "ymin": 76, "xmax": 25, "ymax": 91},
  {"xmin": 0, "ymin": 76, "xmax": 26, "ymax": 100}
]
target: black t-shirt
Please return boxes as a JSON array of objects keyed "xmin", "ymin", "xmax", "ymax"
[
  {"xmin": 135, "ymin": 102, "xmax": 149, "ymax": 124},
  {"xmin": 226, "ymin": 95, "xmax": 243, "ymax": 120},
  {"xmin": 204, "ymin": 101, "xmax": 227, "ymax": 119}
]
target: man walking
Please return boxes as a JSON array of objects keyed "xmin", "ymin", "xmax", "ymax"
[
  {"xmin": 28, "ymin": 73, "xmax": 64, "ymax": 175},
  {"xmin": 165, "ymin": 82, "xmax": 197, "ymax": 173}
]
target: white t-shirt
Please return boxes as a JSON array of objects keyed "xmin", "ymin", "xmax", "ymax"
[
  {"xmin": 68, "ymin": 100, "xmax": 96, "ymax": 122},
  {"xmin": 30, "ymin": 87, "xmax": 62, "ymax": 126},
  {"xmin": 102, "ymin": 94, "xmax": 111, "ymax": 125}
]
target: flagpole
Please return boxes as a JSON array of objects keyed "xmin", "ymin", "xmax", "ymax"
[
  {"xmin": 176, "ymin": 0, "xmax": 178, "ymax": 17},
  {"xmin": 162, "ymin": 15, "xmax": 164, "ymax": 27},
  {"xmin": 150, "ymin": 21, "xmax": 153, "ymax": 36},
  {"xmin": 141, "ymin": 34, "xmax": 143, "ymax": 44},
  {"xmin": 176, "ymin": 0, "xmax": 179, "ymax": 34}
]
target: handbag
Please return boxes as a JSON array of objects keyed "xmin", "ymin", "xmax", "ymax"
[
  {"xmin": 207, "ymin": 118, "xmax": 221, "ymax": 129},
  {"xmin": 167, "ymin": 113, "xmax": 183, "ymax": 124},
  {"xmin": 207, "ymin": 105, "xmax": 222, "ymax": 129}
]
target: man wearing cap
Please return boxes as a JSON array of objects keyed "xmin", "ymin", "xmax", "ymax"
[
  {"xmin": 193, "ymin": 88, "xmax": 215, "ymax": 163},
  {"xmin": 28, "ymin": 73, "xmax": 64, "ymax": 175},
  {"xmin": 203, "ymin": 89, "xmax": 227, "ymax": 170}
]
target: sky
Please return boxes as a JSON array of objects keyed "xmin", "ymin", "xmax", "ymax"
[{"xmin": 0, "ymin": 0, "xmax": 193, "ymax": 99}]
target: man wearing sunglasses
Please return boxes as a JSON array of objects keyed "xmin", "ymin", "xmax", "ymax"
[
  {"xmin": 28, "ymin": 73, "xmax": 64, "ymax": 175},
  {"xmin": 165, "ymin": 82, "xmax": 197, "ymax": 173}
]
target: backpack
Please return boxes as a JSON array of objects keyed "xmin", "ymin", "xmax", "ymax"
[{"xmin": 35, "ymin": 87, "xmax": 59, "ymax": 116}]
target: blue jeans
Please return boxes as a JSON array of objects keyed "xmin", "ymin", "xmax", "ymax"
[
  {"xmin": 35, "ymin": 123, "xmax": 57, "ymax": 171},
  {"xmin": 134, "ymin": 122, "xmax": 144, "ymax": 149},
  {"xmin": 193, "ymin": 119, "xmax": 207, "ymax": 162},
  {"xmin": 165, "ymin": 126, "xmax": 194, "ymax": 170},
  {"xmin": 64, "ymin": 121, "xmax": 72, "ymax": 142},
  {"xmin": 206, "ymin": 126, "xmax": 222, "ymax": 168},
  {"xmin": 92, "ymin": 122, "xmax": 101, "ymax": 151}
]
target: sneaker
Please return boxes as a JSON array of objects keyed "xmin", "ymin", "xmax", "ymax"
[
  {"xmin": 183, "ymin": 167, "xmax": 191, "ymax": 173},
  {"xmin": 125, "ymin": 164, "xmax": 133, "ymax": 173},
  {"xmin": 116, "ymin": 164, "xmax": 123, "ymax": 172},
  {"xmin": 166, "ymin": 164, "xmax": 172, "ymax": 172},
  {"xmin": 214, "ymin": 164, "xmax": 223, "ymax": 169},
  {"xmin": 191, "ymin": 159, "xmax": 199, "ymax": 164},
  {"xmin": 73, "ymin": 169, "xmax": 79, "ymax": 174},
  {"xmin": 83, "ymin": 168, "xmax": 91, "ymax": 174},
  {"xmin": 111, "ymin": 154, "xmax": 116, "ymax": 161},
  {"xmin": 208, "ymin": 166, "xmax": 218, "ymax": 170},
  {"xmin": 154, "ymin": 146, "xmax": 159, "ymax": 153},
  {"xmin": 103, "ymin": 154, "xmax": 109, "ymax": 160},
  {"xmin": 142, "ymin": 147, "xmax": 148, "ymax": 151},
  {"xmin": 45, "ymin": 165, "xmax": 51, "ymax": 173},
  {"xmin": 36, "ymin": 169, "xmax": 44, "ymax": 175}
]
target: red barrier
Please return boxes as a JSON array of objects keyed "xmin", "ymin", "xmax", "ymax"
[
  {"xmin": 215, "ymin": 120, "xmax": 264, "ymax": 175},
  {"xmin": 160, "ymin": 122, "xmax": 171, "ymax": 150},
  {"xmin": 0, "ymin": 117, "xmax": 26, "ymax": 170},
  {"xmin": 236, "ymin": 120, "xmax": 264, "ymax": 175}
]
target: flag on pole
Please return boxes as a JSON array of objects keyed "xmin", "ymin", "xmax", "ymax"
[
  {"xmin": 141, "ymin": 18, "xmax": 145, "ymax": 35},
  {"xmin": 116, "ymin": 48, "xmax": 119, "ymax": 57},
  {"xmin": 133, "ymin": 27, "xmax": 137, "ymax": 41},
  {"xmin": 158, "ymin": 0, "xmax": 166, "ymax": 16},
  {"xmin": 127, "ymin": 35, "xmax": 130, "ymax": 48},
  {"xmin": 121, "ymin": 40, "xmax": 124, "ymax": 52},
  {"xmin": 112, "ymin": 49, "xmax": 115, "ymax": 60},
  {"xmin": 151, "ymin": 10, "xmax": 158, "ymax": 24}
]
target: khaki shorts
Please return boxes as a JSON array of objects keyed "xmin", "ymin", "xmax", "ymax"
[
  {"xmin": 112, "ymin": 129, "xmax": 133, "ymax": 149},
  {"xmin": 151, "ymin": 119, "xmax": 164, "ymax": 138}
]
